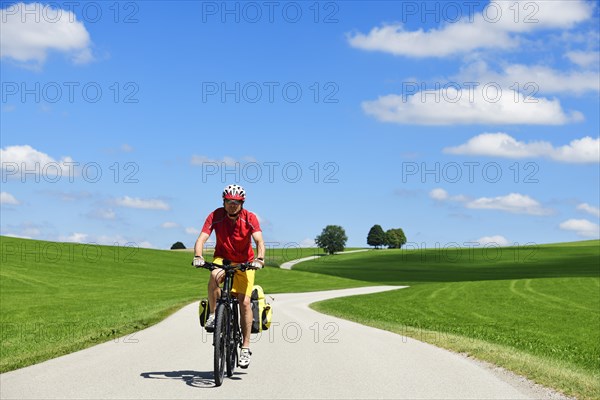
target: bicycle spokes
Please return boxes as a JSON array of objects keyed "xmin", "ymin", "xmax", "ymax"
[{"xmin": 213, "ymin": 304, "xmax": 228, "ymax": 386}]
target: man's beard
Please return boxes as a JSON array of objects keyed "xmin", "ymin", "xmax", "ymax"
[{"xmin": 227, "ymin": 207, "xmax": 242, "ymax": 218}]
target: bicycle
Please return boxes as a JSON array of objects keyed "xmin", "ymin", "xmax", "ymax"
[{"xmin": 194, "ymin": 259, "xmax": 257, "ymax": 386}]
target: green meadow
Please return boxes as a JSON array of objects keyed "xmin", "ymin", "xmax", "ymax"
[
  {"xmin": 1, "ymin": 236, "xmax": 598, "ymax": 399},
  {"xmin": 296, "ymin": 241, "xmax": 600, "ymax": 400}
]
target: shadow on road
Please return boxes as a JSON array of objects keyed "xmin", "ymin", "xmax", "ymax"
[{"xmin": 140, "ymin": 370, "xmax": 246, "ymax": 388}]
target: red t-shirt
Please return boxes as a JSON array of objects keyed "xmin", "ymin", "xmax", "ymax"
[{"xmin": 201, "ymin": 208, "xmax": 261, "ymax": 262}]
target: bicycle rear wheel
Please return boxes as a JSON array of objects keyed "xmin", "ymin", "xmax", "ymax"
[{"xmin": 213, "ymin": 303, "xmax": 228, "ymax": 386}]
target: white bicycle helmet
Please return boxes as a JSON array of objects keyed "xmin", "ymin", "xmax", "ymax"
[{"xmin": 222, "ymin": 184, "xmax": 246, "ymax": 201}]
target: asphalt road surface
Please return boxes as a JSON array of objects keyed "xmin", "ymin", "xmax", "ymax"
[{"xmin": 1, "ymin": 286, "xmax": 564, "ymax": 399}]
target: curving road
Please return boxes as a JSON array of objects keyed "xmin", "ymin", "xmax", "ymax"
[
  {"xmin": 279, "ymin": 249, "xmax": 370, "ymax": 270},
  {"xmin": 0, "ymin": 286, "xmax": 565, "ymax": 399}
]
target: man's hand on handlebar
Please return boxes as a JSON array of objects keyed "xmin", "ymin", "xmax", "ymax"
[
  {"xmin": 251, "ymin": 258, "xmax": 264, "ymax": 269},
  {"xmin": 192, "ymin": 255, "xmax": 205, "ymax": 267}
]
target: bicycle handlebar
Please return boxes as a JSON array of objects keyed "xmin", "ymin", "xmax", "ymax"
[{"xmin": 192, "ymin": 260, "xmax": 258, "ymax": 272}]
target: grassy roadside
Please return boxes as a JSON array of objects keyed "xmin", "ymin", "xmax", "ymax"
[
  {"xmin": 298, "ymin": 242, "xmax": 600, "ymax": 400},
  {"xmin": 0, "ymin": 236, "xmax": 370, "ymax": 372}
]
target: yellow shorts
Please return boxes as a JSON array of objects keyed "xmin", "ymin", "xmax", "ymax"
[{"xmin": 213, "ymin": 258, "xmax": 255, "ymax": 298}]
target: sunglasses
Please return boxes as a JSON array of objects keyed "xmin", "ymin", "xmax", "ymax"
[{"xmin": 225, "ymin": 199, "xmax": 242, "ymax": 205}]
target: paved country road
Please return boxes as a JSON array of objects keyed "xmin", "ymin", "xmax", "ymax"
[
  {"xmin": 0, "ymin": 286, "xmax": 567, "ymax": 399},
  {"xmin": 280, "ymin": 249, "xmax": 370, "ymax": 270}
]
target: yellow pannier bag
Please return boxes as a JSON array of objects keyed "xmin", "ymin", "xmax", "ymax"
[{"xmin": 250, "ymin": 285, "xmax": 272, "ymax": 333}]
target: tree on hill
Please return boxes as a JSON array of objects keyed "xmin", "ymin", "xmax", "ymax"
[
  {"xmin": 385, "ymin": 228, "xmax": 407, "ymax": 249},
  {"xmin": 315, "ymin": 225, "xmax": 347, "ymax": 255},
  {"xmin": 170, "ymin": 241, "xmax": 186, "ymax": 250},
  {"xmin": 367, "ymin": 224, "xmax": 386, "ymax": 249}
]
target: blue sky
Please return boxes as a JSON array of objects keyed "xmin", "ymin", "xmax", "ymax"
[{"xmin": 1, "ymin": 0, "xmax": 599, "ymax": 251}]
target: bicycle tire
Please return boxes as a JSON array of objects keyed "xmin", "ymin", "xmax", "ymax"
[
  {"xmin": 226, "ymin": 303, "xmax": 239, "ymax": 377},
  {"xmin": 213, "ymin": 303, "xmax": 228, "ymax": 386}
]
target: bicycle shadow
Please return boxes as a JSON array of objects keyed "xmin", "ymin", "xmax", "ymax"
[{"xmin": 140, "ymin": 370, "xmax": 246, "ymax": 388}]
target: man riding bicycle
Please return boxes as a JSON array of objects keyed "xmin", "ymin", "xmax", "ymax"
[{"xmin": 193, "ymin": 184, "xmax": 265, "ymax": 368}]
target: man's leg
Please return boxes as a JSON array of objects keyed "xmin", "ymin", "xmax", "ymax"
[
  {"xmin": 237, "ymin": 293, "xmax": 252, "ymax": 347},
  {"xmin": 205, "ymin": 269, "xmax": 224, "ymax": 329},
  {"xmin": 237, "ymin": 292, "xmax": 253, "ymax": 368},
  {"xmin": 208, "ymin": 268, "xmax": 224, "ymax": 313}
]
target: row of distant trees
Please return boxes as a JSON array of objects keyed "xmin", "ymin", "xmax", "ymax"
[
  {"xmin": 313, "ymin": 224, "xmax": 407, "ymax": 255},
  {"xmin": 172, "ymin": 224, "xmax": 406, "ymax": 254},
  {"xmin": 367, "ymin": 225, "xmax": 406, "ymax": 249}
]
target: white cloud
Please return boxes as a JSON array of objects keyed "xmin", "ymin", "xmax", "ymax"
[
  {"xmin": 299, "ymin": 238, "xmax": 317, "ymax": 247},
  {"xmin": 0, "ymin": 2, "xmax": 93, "ymax": 67},
  {"xmin": 115, "ymin": 196, "xmax": 170, "ymax": 210},
  {"xmin": 253, "ymin": 212, "xmax": 272, "ymax": 230},
  {"xmin": 55, "ymin": 233, "xmax": 156, "ymax": 249},
  {"xmin": 475, "ymin": 235, "xmax": 510, "ymax": 247},
  {"xmin": 1, "ymin": 191, "xmax": 20, "ymax": 205},
  {"xmin": 94, "ymin": 235, "xmax": 155, "ymax": 248},
  {"xmin": 43, "ymin": 190, "xmax": 92, "ymax": 202},
  {"xmin": 444, "ymin": 133, "xmax": 599, "ymax": 163},
  {"xmin": 431, "ymin": 188, "xmax": 551, "ymax": 215},
  {"xmin": 161, "ymin": 222, "xmax": 179, "ymax": 229},
  {"xmin": 559, "ymin": 219, "xmax": 600, "ymax": 238},
  {"xmin": 87, "ymin": 208, "xmax": 116, "ymax": 220},
  {"xmin": 444, "ymin": 132, "xmax": 544, "ymax": 157},
  {"xmin": 185, "ymin": 227, "xmax": 201, "ymax": 235},
  {"xmin": 1, "ymin": 145, "xmax": 77, "ymax": 179},
  {"xmin": 104, "ymin": 144, "xmax": 135, "ymax": 155},
  {"xmin": 466, "ymin": 193, "xmax": 552, "ymax": 215},
  {"xmin": 2, "ymin": 222, "xmax": 43, "ymax": 238},
  {"xmin": 348, "ymin": 22, "xmax": 515, "ymax": 58},
  {"xmin": 362, "ymin": 88, "xmax": 581, "ymax": 125},
  {"xmin": 429, "ymin": 188, "xmax": 449, "ymax": 200},
  {"xmin": 9, "ymin": 222, "xmax": 42, "ymax": 238},
  {"xmin": 430, "ymin": 188, "xmax": 468, "ymax": 203},
  {"xmin": 577, "ymin": 203, "xmax": 600, "ymax": 218},
  {"xmin": 94, "ymin": 235, "xmax": 154, "ymax": 248},
  {"xmin": 456, "ymin": 61, "xmax": 600, "ymax": 95},
  {"xmin": 191, "ymin": 155, "xmax": 239, "ymax": 166},
  {"xmin": 22, "ymin": 226, "xmax": 41, "ymax": 236},
  {"xmin": 58, "ymin": 232, "xmax": 89, "ymax": 243},
  {"xmin": 551, "ymin": 136, "xmax": 600, "ymax": 163},
  {"xmin": 254, "ymin": 213, "xmax": 264, "ymax": 224},
  {"xmin": 348, "ymin": 1, "xmax": 593, "ymax": 58},
  {"xmin": 3, "ymin": 233, "xmax": 33, "ymax": 239},
  {"xmin": 120, "ymin": 144, "xmax": 134, "ymax": 153},
  {"xmin": 566, "ymin": 50, "xmax": 600, "ymax": 68}
]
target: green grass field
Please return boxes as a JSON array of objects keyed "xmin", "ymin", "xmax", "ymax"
[
  {"xmin": 295, "ymin": 242, "xmax": 600, "ymax": 400},
  {"xmin": 0, "ymin": 236, "xmax": 369, "ymax": 373},
  {"xmin": 1, "ymin": 236, "xmax": 598, "ymax": 399}
]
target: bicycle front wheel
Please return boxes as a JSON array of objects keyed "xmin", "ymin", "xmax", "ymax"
[
  {"xmin": 226, "ymin": 303, "xmax": 239, "ymax": 377},
  {"xmin": 213, "ymin": 303, "xmax": 228, "ymax": 386}
]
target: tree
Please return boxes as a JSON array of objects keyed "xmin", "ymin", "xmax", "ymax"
[
  {"xmin": 385, "ymin": 228, "xmax": 407, "ymax": 249},
  {"xmin": 367, "ymin": 224, "xmax": 386, "ymax": 249},
  {"xmin": 315, "ymin": 225, "xmax": 348, "ymax": 255},
  {"xmin": 170, "ymin": 241, "xmax": 186, "ymax": 250}
]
